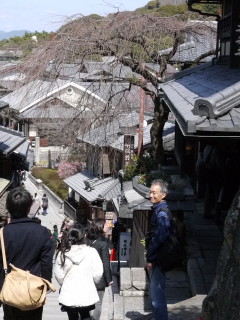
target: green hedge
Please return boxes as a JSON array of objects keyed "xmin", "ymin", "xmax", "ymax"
[{"xmin": 31, "ymin": 167, "xmax": 68, "ymax": 200}]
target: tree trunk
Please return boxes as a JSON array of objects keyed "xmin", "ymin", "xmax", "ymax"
[
  {"xmin": 150, "ymin": 93, "xmax": 169, "ymax": 168},
  {"xmin": 202, "ymin": 187, "xmax": 240, "ymax": 320}
]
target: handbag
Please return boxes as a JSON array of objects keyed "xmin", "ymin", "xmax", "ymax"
[{"xmin": 0, "ymin": 228, "xmax": 56, "ymax": 311}]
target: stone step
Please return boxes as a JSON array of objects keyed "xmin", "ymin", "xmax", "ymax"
[{"xmin": 168, "ymin": 294, "xmax": 206, "ymax": 320}]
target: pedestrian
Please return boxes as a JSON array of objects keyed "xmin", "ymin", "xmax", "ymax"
[
  {"xmin": 57, "ymin": 217, "xmax": 74, "ymax": 247},
  {"xmin": 87, "ymin": 218, "xmax": 113, "ymax": 320},
  {"xmin": 21, "ymin": 170, "xmax": 26, "ymax": 181},
  {"xmin": 0, "ymin": 187, "xmax": 53, "ymax": 320},
  {"xmin": 28, "ymin": 193, "xmax": 41, "ymax": 218},
  {"xmin": 54, "ymin": 223, "xmax": 103, "ymax": 320},
  {"xmin": 52, "ymin": 225, "xmax": 59, "ymax": 256},
  {"xmin": 41, "ymin": 194, "xmax": 48, "ymax": 215},
  {"xmin": 145, "ymin": 179, "xmax": 171, "ymax": 320},
  {"xmin": 20, "ymin": 182, "xmax": 25, "ymax": 189},
  {"xmin": 34, "ymin": 193, "xmax": 41, "ymax": 215}
]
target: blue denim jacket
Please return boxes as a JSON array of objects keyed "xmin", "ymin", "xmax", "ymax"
[{"xmin": 146, "ymin": 201, "xmax": 171, "ymax": 263}]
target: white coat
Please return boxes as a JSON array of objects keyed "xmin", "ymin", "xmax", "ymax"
[{"xmin": 54, "ymin": 244, "xmax": 103, "ymax": 307}]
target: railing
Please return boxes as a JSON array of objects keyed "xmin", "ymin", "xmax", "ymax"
[
  {"xmin": 64, "ymin": 200, "xmax": 77, "ymax": 221},
  {"xmin": 130, "ymin": 210, "xmax": 151, "ymax": 267}
]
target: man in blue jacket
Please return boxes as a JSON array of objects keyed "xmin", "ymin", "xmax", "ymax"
[
  {"xmin": 0, "ymin": 187, "xmax": 53, "ymax": 320},
  {"xmin": 145, "ymin": 179, "xmax": 170, "ymax": 320}
]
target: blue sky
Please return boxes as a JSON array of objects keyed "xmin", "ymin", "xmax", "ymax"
[{"xmin": 0, "ymin": 0, "xmax": 148, "ymax": 32}]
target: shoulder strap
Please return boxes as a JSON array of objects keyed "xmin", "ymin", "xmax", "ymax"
[
  {"xmin": 159, "ymin": 207, "xmax": 177, "ymax": 234},
  {"xmin": 0, "ymin": 228, "xmax": 8, "ymax": 273}
]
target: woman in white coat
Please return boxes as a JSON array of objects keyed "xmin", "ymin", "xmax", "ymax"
[{"xmin": 54, "ymin": 223, "xmax": 103, "ymax": 320}]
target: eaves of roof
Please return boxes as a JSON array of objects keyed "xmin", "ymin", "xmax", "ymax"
[
  {"xmin": 160, "ymin": 62, "xmax": 240, "ymax": 137},
  {"xmin": 0, "ymin": 100, "xmax": 9, "ymax": 109},
  {"xmin": 0, "ymin": 126, "xmax": 27, "ymax": 156}
]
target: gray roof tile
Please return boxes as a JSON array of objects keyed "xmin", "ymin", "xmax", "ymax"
[
  {"xmin": 64, "ymin": 170, "xmax": 121, "ymax": 203},
  {"xmin": 161, "ymin": 63, "xmax": 240, "ymax": 134},
  {"xmin": 0, "ymin": 126, "xmax": 27, "ymax": 155}
]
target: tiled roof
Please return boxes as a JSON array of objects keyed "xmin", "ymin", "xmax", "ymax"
[
  {"xmin": 160, "ymin": 62, "xmax": 240, "ymax": 135},
  {"xmin": 0, "ymin": 79, "xmax": 155, "ymax": 116},
  {"xmin": 79, "ymin": 111, "xmax": 153, "ymax": 147},
  {"xmin": 0, "ymin": 101, "xmax": 8, "ymax": 109},
  {"xmin": 14, "ymin": 140, "xmax": 29, "ymax": 158},
  {"xmin": 159, "ymin": 21, "xmax": 217, "ymax": 64},
  {"xmin": 64, "ymin": 170, "xmax": 121, "ymax": 203},
  {"xmin": 46, "ymin": 60, "xmax": 137, "ymax": 81},
  {"xmin": 0, "ymin": 189, "xmax": 9, "ymax": 216},
  {"xmin": 0, "ymin": 126, "xmax": 27, "ymax": 155},
  {"xmin": 110, "ymin": 121, "xmax": 175, "ymax": 152},
  {"xmin": 21, "ymin": 98, "xmax": 81, "ymax": 119}
]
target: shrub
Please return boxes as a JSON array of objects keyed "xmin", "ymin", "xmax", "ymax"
[
  {"xmin": 123, "ymin": 154, "xmax": 153, "ymax": 181},
  {"xmin": 31, "ymin": 167, "xmax": 68, "ymax": 200}
]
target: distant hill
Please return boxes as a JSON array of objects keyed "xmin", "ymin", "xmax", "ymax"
[
  {"xmin": 0, "ymin": 30, "xmax": 29, "ymax": 41},
  {"xmin": 158, "ymin": 0, "xmax": 186, "ymax": 5}
]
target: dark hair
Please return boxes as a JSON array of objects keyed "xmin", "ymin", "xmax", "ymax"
[
  {"xmin": 56, "ymin": 223, "xmax": 86, "ymax": 266},
  {"xmin": 6, "ymin": 187, "xmax": 33, "ymax": 218},
  {"xmin": 87, "ymin": 218, "xmax": 105, "ymax": 240},
  {"xmin": 69, "ymin": 223, "xmax": 86, "ymax": 245}
]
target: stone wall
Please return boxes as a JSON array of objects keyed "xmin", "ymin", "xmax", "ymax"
[
  {"xmin": 202, "ymin": 188, "xmax": 240, "ymax": 320},
  {"xmin": 113, "ymin": 267, "xmax": 151, "ymax": 319}
]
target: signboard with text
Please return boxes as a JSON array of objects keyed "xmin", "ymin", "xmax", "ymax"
[
  {"xmin": 123, "ymin": 135, "xmax": 135, "ymax": 168},
  {"xmin": 119, "ymin": 232, "xmax": 131, "ymax": 262}
]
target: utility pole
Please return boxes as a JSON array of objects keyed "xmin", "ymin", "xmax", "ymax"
[{"xmin": 137, "ymin": 75, "xmax": 145, "ymax": 156}]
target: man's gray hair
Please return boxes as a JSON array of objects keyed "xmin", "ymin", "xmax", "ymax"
[{"xmin": 151, "ymin": 179, "xmax": 168, "ymax": 194}]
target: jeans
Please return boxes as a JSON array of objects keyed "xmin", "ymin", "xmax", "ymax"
[
  {"xmin": 3, "ymin": 304, "xmax": 43, "ymax": 320},
  {"xmin": 149, "ymin": 266, "xmax": 168, "ymax": 320}
]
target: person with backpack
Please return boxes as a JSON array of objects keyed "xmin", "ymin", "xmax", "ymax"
[
  {"xmin": 145, "ymin": 179, "xmax": 171, "ymax": 320},
  {"xmin": 41, "ymin": 194, "xmax": 48, "ymax": 216}
]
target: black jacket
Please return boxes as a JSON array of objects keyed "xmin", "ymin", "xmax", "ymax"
[
  {"xmin": 0, "ymin": 217, "xmax": 53, "ymax": 290},
  {"xmin": 90, "ymin": 235, "xmax": 112, "ymax": 290}
]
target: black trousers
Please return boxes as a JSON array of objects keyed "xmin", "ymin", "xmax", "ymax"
[
  {"xmin": 62, "ymin": 304, "xmax": 94, "ymax": 320},
  {"xmin": 3, "ymin": 304, "xmax": 43, "ymax": 320}
]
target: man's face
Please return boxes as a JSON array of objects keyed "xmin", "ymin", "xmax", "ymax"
[{"xmin": 149, "ymin": 184, "xmax": 166, "ymax": 204}]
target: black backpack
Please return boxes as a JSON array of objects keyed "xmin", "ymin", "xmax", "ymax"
[{"xmin": 148, "ymin": 208, "xmax": 185, "ymax": 272}]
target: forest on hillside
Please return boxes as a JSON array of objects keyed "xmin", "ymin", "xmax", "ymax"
[{"xmin": 0, "ymin": 1, "xmax": 219, "ymax": 59}]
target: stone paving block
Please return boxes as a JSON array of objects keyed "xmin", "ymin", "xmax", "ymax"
[
  {"xmin": 188, "ymin": 268, "xmax": 206, "ymax": 295},
  {"xmin": 114, "ymin": 294, "xmax": 124, "ymax": 320},
  {"xmin": 120, "ymin": 268, "xmax": 132, "ymax": 290},
  {"xmin": 121, "ymin": 290, "xmax": 146, "ymax": 297},
  {"xmin": 124, "ymin": 296, "xmax": 152, "ymax": 312},
  {"xmin": 131, "ymin": 268, "xmax": 148, "ymax": 290},
  {"xmin": 166, "ymin": 280, "xmax": 190, "ymax": 288},
  {"xmin": 166, "ymin": 270, "xmax": 189, "ymax": 281},
  {"xmin": 166, "ymin": 287, "xmax": 191, "ymax": 300}
]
